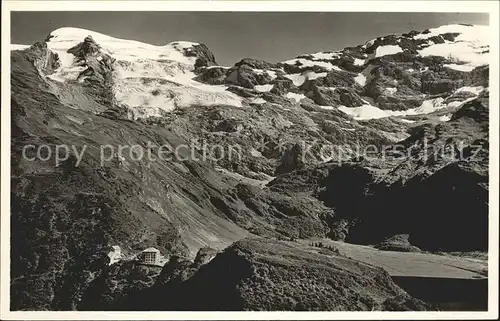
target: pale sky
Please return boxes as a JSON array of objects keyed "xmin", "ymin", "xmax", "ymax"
[{"xmin": 11, "ymin": 12, "xmax": 489, "ymax": 66}]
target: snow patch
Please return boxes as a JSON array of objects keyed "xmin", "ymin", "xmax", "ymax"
[
  {"xmin": 266, "ymin": 70, "xmax": 278, "ymax": 80},
  {"xmin": 305, "ymin": 71, "xmax": 328, "ymax": 80},
  {"xmin": 353, "ymin": 58, "xmax": 365, "ymax": 66},
  {"xmin": 418, "ymin": 25, "xmax": 489, "ymax": 69},
  {"xmin": 250, "ymin": 149, "xmax": 263, "ymax": 157},
  {"xmin": 355, "ymin": 65, "xmax": 375, "ymax": 87},
  {"xmin": 215, "ymin": 166, "xmax": 272, "ymax": 188},
  {"xmin": 47, "ymin": 27, "xmax": 197, "ymax": 66},
  {"xmin": 412, "ymin": 98, "xmax": 446, "ymax": 114},
  {"xmin": 413, "ymin": 24, "xmax": 488, "ymax": 43},
  {"xmin": 363, "ymin": 38, "xmax": 377, "ymax": 49},
  {"xmin": 309, "ymin": 52, "xmax": 340, "ymax": 60},
  {"xmin": 282, "ymin": 58, "xmax": 341, "ymax": 71},
  {"xmin": 338, "ymin": 97, "xmax": 450, "ymax": 120},
  {"xmin": 354, "ymin": 74, "xmax": 367, "ymax": 86},
  {"xmin": 206, "ymin": 65, "xmax": 231, "ymax": 70},
  {"xmin": 443, "ymin": 64, "xmax": 475, "ymax": 72},
  {"xmin": 253, "ymin": 68, "xmax": 278, "ymax": 80},
  {"xmin": 47, "ymin": 65, "xmax": 87, "ymax": 82},
  {"xmin": 339, "ymin": 104, "xmax": 405, "ymax": 120},
  {"xmin": 400, "ymin": 119, "xmax": 416, "ymax": 124},
  {"xmin": 284, "ymin": 73, "xmax": 306, "ymax": 86},
  {"xmin": 384, "ymin": 87, "xmax": 398, "ymax": 95},
  {"xmin": 456, "ymin": 86, "xmax": 484, "ymax": 95},
  {"xmin": 374, "ymin": 45, "xmax": 403, "ymax": 58},
  {"xmin": 419, "ymin": 42, "xmax": 488, "ymax": 67},
  {"xmin": 249, "ymin": 97, "xmax": 267, "ymax": 104},
  {"xmin": 285, "ymin": 92, "xmax": 306, "ymax": 102},
  {"xmin": 439, "ymin": 114, "xmax": 452, "ymax": 122},
  {"xmin": 254, "ymin": 84, "xmax": 274, "ymax": 92},
  {"xmin": 115, "ymin": 77, "xmax": 243, "ymax": 118},
  {"xmin": 448, "ymin": 97, "xmax": 477, "ymax": 108},
  {"xmin": 283, "ymin": 70, "xmax": 328, "ymax": 86}
]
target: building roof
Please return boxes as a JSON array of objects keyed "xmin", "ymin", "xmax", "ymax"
[{"xmin": 142, "ymin": 247, "xmax": 160, "ymax": 253}]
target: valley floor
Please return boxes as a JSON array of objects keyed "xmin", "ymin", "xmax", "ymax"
[{"xmin": 301, "ymin": 238, "xmax": 487, "ymax": 279}]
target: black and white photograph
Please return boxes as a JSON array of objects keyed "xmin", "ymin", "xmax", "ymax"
[{"xmin": 1, "ymin": 1, "xmax": 498, "ymax": 319}]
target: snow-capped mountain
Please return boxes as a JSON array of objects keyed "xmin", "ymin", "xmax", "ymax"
[{"xmin": 13, "ymin": 24, "xmax": 489, "ymax": 121}]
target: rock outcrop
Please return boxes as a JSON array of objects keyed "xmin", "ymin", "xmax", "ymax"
[{"xmin": 316, "ymin": 93, "xmax": 489, "ymax": 251}]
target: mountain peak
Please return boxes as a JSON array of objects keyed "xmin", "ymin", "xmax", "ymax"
[{"xmin": 12, "ymin": 23, "xmax": 490, "ymax": 121}]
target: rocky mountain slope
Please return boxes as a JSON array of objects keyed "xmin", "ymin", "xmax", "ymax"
[{"xmin": 10, "ymin": 23, "xmax": 489, "ymax": 310}]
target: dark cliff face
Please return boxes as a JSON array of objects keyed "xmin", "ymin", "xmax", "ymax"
[{"xmin": 10, "ymin": 24, "xmax": 489, "ymax": 311}]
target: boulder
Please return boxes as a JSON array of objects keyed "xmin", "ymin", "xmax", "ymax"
[
  {"xmin": 375, "ymin": 234, "xmax": 422, "ymax": 253},
  {"xmin": 182, "ymin": 43, "xmax": 217, "ymax": 68},
  {"xmin": 193, "ymin": 247, "xmax": 219, "ymax": 268},
  {"xmin": 24, "ymin": 41, "xmax": 61, "ymax": 74},
  {"xmin": 225, "ymin": 65, "xmax": 273, "ymax": 88}
]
